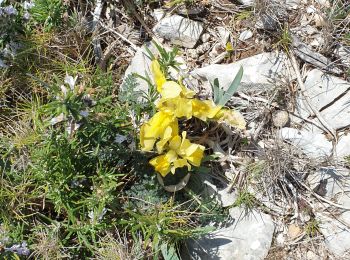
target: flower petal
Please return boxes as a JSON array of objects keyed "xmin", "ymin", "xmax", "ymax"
[
  {"xmin": 160, "ymin": 81, "xmax": 182, "ymax": 99},
  {"xmin": 151, "ymin": 60, "xmax": 166, "ymax": 92},
  {"xmin": 192, "ymin": 99, "xmax": 221, "ymax": 121},
  {"xmin": 215, "ymin": 109, "xmax": 246, "ymax": 129},
  {"xmin": 149, "ymin": 155, "xmax": 171, "ymax": 177}
]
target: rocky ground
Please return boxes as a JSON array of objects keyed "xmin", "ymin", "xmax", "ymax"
[{"xmin": 113, "ymin": 0, "xmax": 350, "ymax": 259}]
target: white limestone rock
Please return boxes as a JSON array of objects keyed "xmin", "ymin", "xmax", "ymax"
[
  {"xmin": 182, "ymin": 207, "xmax": 274, "ymax": 260},
  {"xmin": 191, "ymin": 52, "xmax": 295, "ymax": 93},
  {"xmin": 278, "ymin": 128, "xmax": 333, "ymax": 158},
  {"xmin": 153, "ymin": 15, "xmax": 204, "ymax": 48}
]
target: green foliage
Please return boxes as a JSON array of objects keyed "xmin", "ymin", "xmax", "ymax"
[
  {"xmin": 145, "ymin": 41, "xmax": 181, "ymax": 77},
  {"xmin": 233, "ymin": 189, "xmax": 256, "ymax": 209},
  {"xmin": 120, "ymin": 199, "xmax": 214, "ymax": 259},
  {"xmin": 30, "ymin": 0, "xmax": 65, "ymax": 31},
  {"xmin": 305, "ymin": 219, "xmax": 320, "ymax": 237},
  {"xmin": 274, "ymin": 24, "xmax": 292, "ymax": 52},
  {"xmin": 212, "ymin": 66, "xmax": 243, "ymax": 106}
]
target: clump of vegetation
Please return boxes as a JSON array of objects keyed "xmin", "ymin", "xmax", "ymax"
[{"xmin": 0, "ymin": 1, "xmax": 249, "ymax": 258}]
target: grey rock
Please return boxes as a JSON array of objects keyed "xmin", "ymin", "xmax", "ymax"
[
  {"xmin": 294, "ymin": 69, "xmax": 350, "ymax": 130},
  {"xmin": 286, "ymin": 0, "xmax": 302, "ymax": 9},
  {"xmin": 314, "ymin": 91, "xmax": 350, "ymax": 130},
  {"xmin": 199, "ymin": 173, "xmax": 236, "ymax": 208},
  {"xmin": 191, "ymin": 52, "xmax": 295, "ymax": 92},
  {"xmin": 255, "ymin": 14, "xmax": 279, "ymax": 30},
  {"xmin": 152, "ymin": 9, "xmax": 164, "ymax": 21},
  {"xmin": 182, "ymin": 207, "xmax": 274, "ymax": 260},
  {"xmin": 278, "ymin": 128, "xmax": 333, "ymax": 158},
  {"xmin": 307, "ymin": 167, "xmax": 350, "ymax": 199},
  {"xmin": 279, "ymin": 128, "xmax": 350, "ymax": 160},
  {"xmin": 311, "ymin": 167, "xmax": 350, "ymax": 257},
  {"xmin": 292, "ymin": 36, "xmax": 341, "ymax": 74},
  {"xmin": 121, "ymin": 44, "xmax": 154, "ymax": 101},
  {"xmin": 318, "ymin": 214, "xmax": 350, "ymax": 258},
  {"xmin": 334, "ymin": 45, "xmax": 350, "ymax": 68},
  {"xmin": 336, "ymin": 134, "xmax": 350, "ymax": 158},
  {"xmin": 153, "ymin": 15, "xmax": 204, "ymax": 48},
  {"xmin": 216, "ymin": 27, "xmax": 230, "ymax": 45},
  {"xmin": 237, "ymin": 0, "xmax": 255, "ymax": 5},
  {"xmin": 239, "ymin": 30, "xmax": 253, "ymax": 41},
  {"xmin": 302, "ymin": 69, "xmax": 349, "ymax": 111},
  {"xmin": 201, "ymin": 33, "xmax": 211, "ymax": 43}
]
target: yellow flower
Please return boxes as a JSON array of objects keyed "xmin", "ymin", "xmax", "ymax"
[
  {"xmin": 159, "ymin": 81, "xmax": 183, "ymax": 99},
  {"xmin": 156, "ymin": 120, "xmax": 178, "ymax": 153},
  {"xmin": 151, "ymin": 60, "xmax": 166, "ymax": 92},
  {"xmin": 214, "ymin": 108, "xmax": 246, "ymax": 129},
  {"xmin": 149, "ymin": 154, "xmax": 171, "ymax": 177},
  {"xmin": 149, "ymin": 131, "xmax": 205, "ymax": 176},
  {"xmin": 140, "ymin": 111, "xmax": 176, "ymax": 151},
  {"xmin": 192, "ymin": 99, "xmax": 222, "ymax": 121},
  {"xmin": 171, "ymin": 131, "xmax": 205, "ymax": 167},
  {"xmin": 179, "ymin": 80, "xmax": 195, "ymax": 98},
  {"xmin": 157, "ymin": 96, "xmax": 193, "ymax": 119}
]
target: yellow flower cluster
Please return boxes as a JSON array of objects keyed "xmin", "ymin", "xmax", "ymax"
[{"xmin": 140, "ymin": 60, "xmax": 246, "ymax": 177}]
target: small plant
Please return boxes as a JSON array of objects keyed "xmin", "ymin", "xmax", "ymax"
[
  {"xmin": 305, "ymin": 219, "xmax": 320, "ymax": 237},
  {"xmin": 145, "ymin": 41, "xmax": 181, "ymax": 77},
  {"xmin": 233, "ymin": 189, "xmax": 256, "ymax": 209},
  {"xmin": 30, "ymin": 0, "xmax": 65, "ymax": 31},
  {"xmin": 140, "ymin": 59, "xmax": 246, "ymax": 178},
  {"xmin": 120, "ymin": 199, "xmax": 214, "ymax": 259},
  {"xmin": 274, "ymin": 24, "xmax": 292, "ymax": 53}
]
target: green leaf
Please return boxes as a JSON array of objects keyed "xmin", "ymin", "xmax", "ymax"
[
  {"xmin": 161, "ymin": 243, "xmax": 179, "ymax": 260},
  {"xmin": 218, "ymin": 66, "xmax": 243, "ymax": 106}
]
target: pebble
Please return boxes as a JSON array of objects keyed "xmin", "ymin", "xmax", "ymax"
[{"xmin": 239, "ymin": 30, "xmax": 253, "ymax": 41}]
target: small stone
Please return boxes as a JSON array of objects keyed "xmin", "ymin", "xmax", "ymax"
[
  {"xmin": 272, "ymin": 111, "xmax": 289, "ymax": 127},
  {"xmin": 334, "ymin": 45, "xmax": 350, "ymax": 67},
  {"xmin": 306, "ymin": 5, "xmax": 316, "ymax": 14},
  {"xmin": 307, "ymin": 251, "xmax": 318, "ymax": 260},
  {"xmin": 201, "ymin": 33, "xmax": 210, "ymax": 43},
  {"xmin": 276, "ymin": 233, "xmax": 286, "ymax": 245},
  {"xmin": 237, "ymin": 0, "xmax": 255, "ymax": 5},
  {"xmin": 196, "ymin": 42, "xmax": 211, "ymax": 55},
  {"xmin": 152, "ymin": 8, "xmax": 164, "ymax": 21},
  {"xmin": 314, "ymin": 13, "xmax": 326, "ymax": 27},
  {"xmin": 153, "ymin": 15, "xmax": 204, "ymax": 48},
  {"xmin": 315, "ymin": 0, "xmax": 330, "ymax": 7},
  {"xmin": 288, "ymin": 224, "xmax": 302, "ymax": 239},
  {"xmin": 286, "ymin": 0, "xmax": 302, "ymax": 10},
  {"xmin": 239, "ymin": 30, "xmax": 253, "ymax": 41},
  {"xmin": 216, "ymin": 26, "xmax": 230, "ymax": 45}
]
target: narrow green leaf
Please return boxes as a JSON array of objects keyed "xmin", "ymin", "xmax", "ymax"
[{"xmin": 218, "ymin": 66, "xmax": 243, "ymax": 106}]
